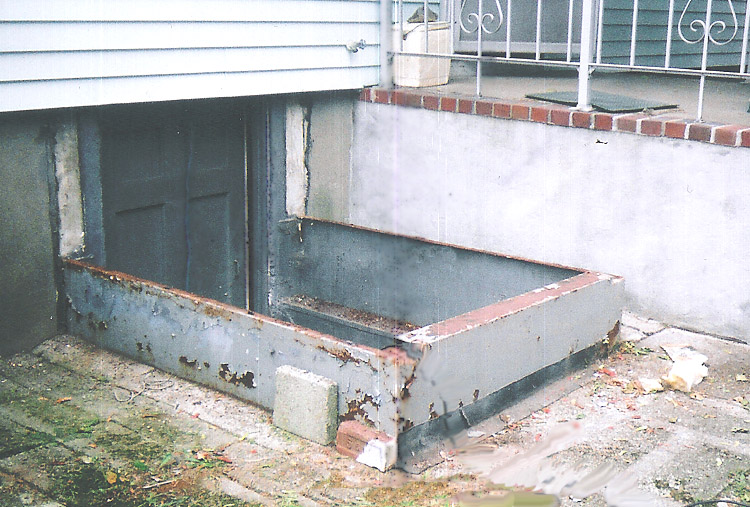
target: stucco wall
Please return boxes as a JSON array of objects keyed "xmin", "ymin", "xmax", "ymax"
[
  {"xmin": 308, "ymin": 100, "xmax": 750, "ymax": 340},
  {"xmin": 0, "ymin": 116, "xmax": 59, "ymax": 354}
]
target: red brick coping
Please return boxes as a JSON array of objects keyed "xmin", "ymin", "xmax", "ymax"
[{"xmin": 361, "ymin": 87, "xmax": 750, "ymax": 148}]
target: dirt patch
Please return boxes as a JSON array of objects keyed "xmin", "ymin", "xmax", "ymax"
[
  {"xmin": 289, "ymin": 295, "xmax": 419, "ymax": 335},
  {"xmin": 363, "ymin": 474, "xmax": 481, "ymax": 506}
]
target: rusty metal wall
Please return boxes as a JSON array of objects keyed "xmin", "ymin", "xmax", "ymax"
[
  {"xmin": 272, "ymin": 218, "xmax": 581, "ymax": 328},
  {"xmin": 64, "ymin": 259, "xmax": 413, "ymax": 436}
]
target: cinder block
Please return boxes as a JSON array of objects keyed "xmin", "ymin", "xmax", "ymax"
[
  {"xmin": 273, "ymin": 365, "xmax": 338, "ymax": 445},
  {"xmin": 336, "ymin": 420, "xmax": 397, "ymax": 472}
]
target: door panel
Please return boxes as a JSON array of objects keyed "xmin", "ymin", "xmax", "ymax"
[{"xmin": 100, "ymin": 102, "xmax": 246, "ymax": 307}]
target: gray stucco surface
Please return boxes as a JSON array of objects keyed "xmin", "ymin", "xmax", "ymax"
[
  {"xmin": 306, "ymin": 93, "xmax": 356, "ymax": 223},
  {"xmin": 345, "ymin": 101, "xmax": 750, "ymax": 340},
  {"xmin": 0, "ymin": 116, "xmax": 58, "ymax": 354}
]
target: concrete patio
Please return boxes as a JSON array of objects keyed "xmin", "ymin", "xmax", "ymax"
[
  {"xmin": 426, "ymin": 64, "xmax": 750, "ymax": 126},
  {"xmin": 0, "ymin": 314, "xmax": 747, "ymax": 506}
]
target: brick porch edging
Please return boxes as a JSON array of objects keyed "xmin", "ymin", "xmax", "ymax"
[{"xmin": 360, "ymin": 87, "xmax": 750, "ymax": 148}]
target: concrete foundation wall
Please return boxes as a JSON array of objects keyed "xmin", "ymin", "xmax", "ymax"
[
  {"xmin": 305, "ymin": 93, "xmax": 356, "ymax": 223},
  {"xmin": 0, "ymin": 115, "xmax": 58, "ymax": 354},
  {"xmin": 306, "ymin": 99, "xmax": 750, "ymax": 340}
]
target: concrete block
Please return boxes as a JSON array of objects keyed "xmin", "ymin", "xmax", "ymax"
[
  {"xmin": 273, "ymin": 365, "xmax": 338, "ymax": 445},
  {"xmin": 336, "ymin": 421, "xmax": 397, "ymax": 472}
]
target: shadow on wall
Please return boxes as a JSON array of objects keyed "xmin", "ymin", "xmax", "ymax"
[{"xmin": 0, "ymin": 115, "xmax": 60, "ymax": 355}]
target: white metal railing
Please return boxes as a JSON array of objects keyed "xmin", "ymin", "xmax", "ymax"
[{"xmin": 387, "ymin": 0, "xmax": 750, "ymax": 121}]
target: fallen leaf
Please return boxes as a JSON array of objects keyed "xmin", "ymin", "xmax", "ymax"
[
  {"xmin": 667, "ymin": 397, "xmax": 684, "ymax": 408},
  {"xmin": 214, "ymin": 455, "xmax": 232, "ymax": 463},
  {"xmin": 106, "ymin": 471, "xmax": 118, "ymax": 484},
  {"xmin": 55, "ymin": 397, "xmax": 72, "ymax": 404},
  {"xmin": 597, "ymin": 366, "xmax": 617, "ymax": 377}
]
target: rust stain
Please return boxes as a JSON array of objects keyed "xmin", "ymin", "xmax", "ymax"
[
  {"xmin": 316, "ymin": 344, "xmax": 359, "ymax": 364},
  {"xmin": 218, "ymin": 363, "xmax": 256, "ymax": 389},
  {"xmin": 400, "ymin": 371, "xmax": 416, "ymax": 400},
  {"xmin": 398, "ymin": 417, "xmax": 414, "ymax": 431},
  {"xmin": 86, "ymin": 312, "xmax": 107, "ymax": 332},
  {"xmin": 339, "ymin": 394, "xmax": 376, "ymax": 425},
  {"xmin": 378, "ymin": 345, "xmax": 417, "ymax": 365},
  {"xmin": 178, "ymin": 356, "xmax": 198, "ymax": 368},
  {"xmin": 428, "ymin": 403, "xmax": 439, "ymax": 420}
]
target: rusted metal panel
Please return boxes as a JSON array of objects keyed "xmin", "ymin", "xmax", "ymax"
[{"xmin": 64, "ymin": 258, "xmax": 412, "ymax": 436}]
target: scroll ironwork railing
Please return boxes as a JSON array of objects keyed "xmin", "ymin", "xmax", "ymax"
[{"xmin": 390, "ymin": 0, "xmax": 750, "ymax": 121}]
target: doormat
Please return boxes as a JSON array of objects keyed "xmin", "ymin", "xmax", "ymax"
[{"xmin": 525, "ymin": 90, "xmax": 677, "ymax": 113}]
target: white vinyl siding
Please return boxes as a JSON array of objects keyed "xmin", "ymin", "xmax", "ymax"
[{"xmin": 0, "ymin": 0, "xmax": 380, "ymax": 112}]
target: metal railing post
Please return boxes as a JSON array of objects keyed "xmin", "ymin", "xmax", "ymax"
[
  {"xmin": 576, "ymin": 0, "xmax": 596, "ymax": 110},
  {"xmin": 696, "ymin": 0, "xmax": 714, "ymax": 121},
  {"xmin": 424, "ymin": 0, "xmax": 429, "ymax": 53},
  {"xmin": 476, "ymin": 0, "xmax": 484, "ymax": 96},
  {"xmin": 380, "ymin": 0, "xmax": 394, "ymax": 88}
]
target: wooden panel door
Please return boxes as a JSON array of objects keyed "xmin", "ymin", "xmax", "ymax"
[{"xmin": 100, "ymin": 102, "xmax": 246, "ymax": 307}]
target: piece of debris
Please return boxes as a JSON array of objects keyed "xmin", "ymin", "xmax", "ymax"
[
  {"xmin": 596, "ymin": 366, "xmax": 617, "ymax": 377},
  {"xmin": 731, "ymin": 427, "xmax": 749, "ymax": 434},
  {"xmin": 467, "ymin": 430, "xmax": 485, "ymax": 438},
  {"xmin": 660, "ymin": 345, "xmax": 708, "ymax": 392},
  {"xmin": 736, "ymin": 373, "xmax": 748, "ymax": 382},
  {"xmin": 661, "ymin": 344, "xmax": 708, "ymax": 364},
  {"xmin": 55, "ymin": 396, "xmax": 72, "ymax": 404},
  {"xmin": 637, "ymin": 378, "xmax": 664, "ymax": 394}
]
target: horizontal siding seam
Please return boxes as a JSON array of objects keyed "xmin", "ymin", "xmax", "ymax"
[
  {"xmin": 0, "ymin": 20, "xmax": 379, "ymax": 25},
  {"xmin": 0, "ymin": 44, "xmax": 382, "ymax": 55},
  {"xmin": 0, "ymin": 65, "xmax": 381, "ymax": 85}
]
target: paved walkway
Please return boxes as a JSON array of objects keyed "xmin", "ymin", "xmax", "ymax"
[{"xmin": 0, "ymin": 314, "xmax": 748, "ymax": 506}]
